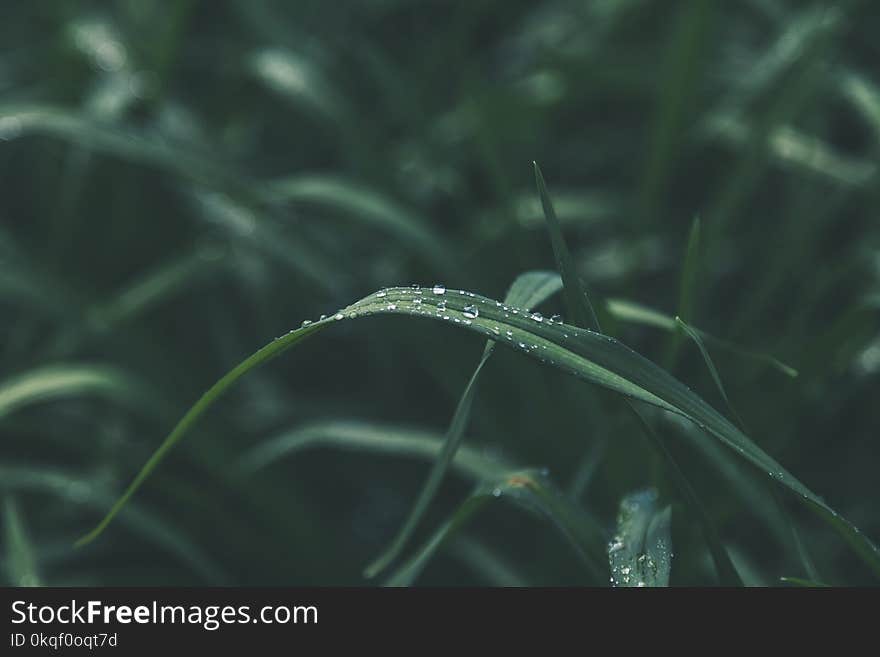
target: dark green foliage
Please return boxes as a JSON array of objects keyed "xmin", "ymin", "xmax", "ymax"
[{"xmin": 2, "ymin": 0, "xmax": 879, "ymax": 586}]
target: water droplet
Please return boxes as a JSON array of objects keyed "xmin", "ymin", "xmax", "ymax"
[
  {"xmin": 319, "ymin": 314, "xmax": 327, "ymax": 320},
  {"xmin": 334, "ymin": 313, "xmax": 343, "ymax": 321},
  {"xmin": 432, "ymin": 284, "xmax": 446, "ymax": 295},
  {"xmin": 376, "ymin": 290, "xmax": 387, "ymax": 298},
  {"xmin": 531, "ymin": 312, "xmax": 544, "ymax": 322},
  {"xmin": 413, "ymin": 298, "xmax": 422, "ymax": 305},
  {"xmin": 437, "ymin": 300, "xmax": 447, "ymax": 310},
  {"xmin": 492, "ymin": 488, "xmax": 502, "ymax": 497},
  {"xmin": 463, "ymin": 305, "xmax": 479, "ymax": 319},
  {"xmin": 387, "ymin": 303, "xmax": 397, "ymax": 310},
  {"xmin": 411, "ymin": 283, "xmax": 420, "ymax": 289},
  {"xmin": 550, "ymin": 314, "xmax": 562, "ymax": 323},
  {"xmin": 301, "ymin": 319, "xmax": 312, "ymax": 327},
  {"xmin": 609, "ymin": 540, "xmax": 625, "ymax": 553}
]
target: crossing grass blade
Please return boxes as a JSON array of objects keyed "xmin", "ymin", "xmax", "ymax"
[
  {"xmin": 385, "ymin": 469, "xmax": 606, "ymax": 586},
  {"xmin": 607, "ymin": 298, "xmax": 798, "ymax": 378},
  {"xmin": 364, "ymin": 271, "xmax": 563, "ymax": 578},
  {"xmin": 675, "ymin": 315, "xmax": 747, "ymax": 430},
  {"xmin": 75, "ymin": 286, "xmax": 880, "ymax": 578}
]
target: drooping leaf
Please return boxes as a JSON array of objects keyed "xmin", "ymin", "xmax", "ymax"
[{"xmin": 75, "ymin": 287, "xmax": 880, "ymax": 580}]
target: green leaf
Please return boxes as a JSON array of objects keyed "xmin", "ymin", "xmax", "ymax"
[
  {"xmin": 238, "ymin": 419, "xmax": 510, "ymax": 481},
  {"xmin": 364, "ymin": 270, "xmax": 562, "ymax": 578},
  {"xmin": 533, "ymin": 162, "xmax": 602, "ymax": 331},
  {"xmin": 2, "ymin": 496, "xmax": 41, "ymax": 586},
  {"xmin": 779, "ymin": 576, "xmax": 829, "ymax": 587},
  {"xmin": 0, "ymin": 364, "xmax": 147, "ymax": 420},
  {"xmin": 75, "ymin": 287, "xmax": 880, "ymax": 579},
  {"xmin": 676, "ymin": 315, "xmax": 747, "ymax": 430},
  {"xmin": 608, "ymin": 489, "xmax": 672, "ymax": 587},
  {"xmin": 607, "ymin": 298, "xmax": 798, "ymax": 378}
]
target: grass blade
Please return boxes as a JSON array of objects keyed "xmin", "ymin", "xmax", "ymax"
[
  {"xmin": 238, "ymin": 419, "xmax": 510, "ymax": 481},
  {"xmin": 2, "ymin": 496, "xmax": 41, "ymax": 586},
  {"xmin": 385, "ymin": 469, "xmax": 605, "ymax": 586},
  {"xmin": 76, "ymin": 287, "xmax": 880, "ymax": 578},
  {"xmin": 0, "ymin": 364, "xmax": 146, "ymax": 420},
  {"xmin": 607, "ymin": 298, "xmax": 798, "ymax": 378},
  {"xmin": 676, "ymin": 315, "xmax": 747, "ymax": 430},
  {"xmin": 533, "ymin": 162, "xmax": 602, "ymax": 331},
  {"xmin": 608, "ymin": 489, "xmax": 672, "ymax": 587},
  {"xmin": 364, "ymin": 271, "xmax": 562, "ymax": 577}
]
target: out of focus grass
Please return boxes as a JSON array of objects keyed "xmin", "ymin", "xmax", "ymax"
[{"xmin": 1, "ymin": 0, "xmax": 879, "ymax": 586}]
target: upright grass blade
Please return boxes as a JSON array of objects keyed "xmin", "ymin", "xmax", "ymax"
[
  {"xmin": 75, "ymin": 287, "xmax": 880, "ymax": 578},
  {"xmin": 665, "ymin": 216, "xmax": 702, "ymax": 365},
  {"xmin": 608, "ymin": 489, "xmax": 672, "ymax": 587},
  {"xmin": 2, "ymin": 496, "xmax": 41, "ymax": 586},
  {"xmin": 532, "ymin": 169, "xmax": 743, "ymax": 585},
  {"xmin": 448, "ymin": 537, "xmax": 529, "ymax": 587},
  {"xmin": 364, "ymin": 271, "xmax": 563, "ymax": 578},
  {"xmin": 533, "ymin": 162, "xmax": 602, "ymax": 331},
  {"xmin": 385, "ymin": 469, "xmax": 606, "ymax": 586}
]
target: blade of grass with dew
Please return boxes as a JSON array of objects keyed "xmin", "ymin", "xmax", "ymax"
[
  {"xmin": 0, "ymin": 364, "xmax": 148, "ymax": 420},
  {"xmin": 532, "ymin": 166, "xmax": 743, "ymax": 584},
  {"xmin": 607, "ymin": 297, "xmax": 798, "ymax": 377},
  {"xmin": 238, "ymin": 419, "xmax": 511, "ymax": 482},
  {"xmin": 364, "ymin": 270, "xmax": 563, "ymax": 577},
  {"xmin": 385, "ymin": 469, "xmax": 606, "ymax": 586},
  {"xmin": 608, "ymin": 489, "xmax": 672, "ymax": 587},
  {"xmin": 76, "ymin": 287, "xmax": 880, "ymax": 577},
  {"xmin": 2, "ymin": 496, "xmax": 41, "ymax": 586}
]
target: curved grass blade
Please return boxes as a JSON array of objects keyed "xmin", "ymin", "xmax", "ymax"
[
  {"xmin": 76, "ymin": 287, "xmax": 880, "ymax": 578},
  {"xmin": 0, "ymin": 364, "xmax": 147, "ymax": 420},
  {"xmin": 266, "ymin": 175, "xmax": 451, "ymax": 271},
  {"xmin": 238, "ymin": 419, "xmax": 510, "ymax": 482},
  {"xmin": 607, "ymin": 298, "xmax": 798, "ymax": 378},
  {"xmin": 385, "ymin": 469, "xmax": 605, "ymax": 587},
  {"xmin": 2, "ymin": 496, "xmax": 41, "ymax": 586},
  {"xmin": 608, "ymin": 489, "xmax": 672, "ymax": 587},
  {"xmin": 364, "ymin": 271, "xmax": 563, "ymax": 577},
  {"xmin": 3, "ymin": 465, "xmax": 227, "ymax": 583}
]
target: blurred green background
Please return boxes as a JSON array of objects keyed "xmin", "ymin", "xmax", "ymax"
[{"xmin": 2, "ymin": 0, "xmax": 879, "ymax": 586}]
